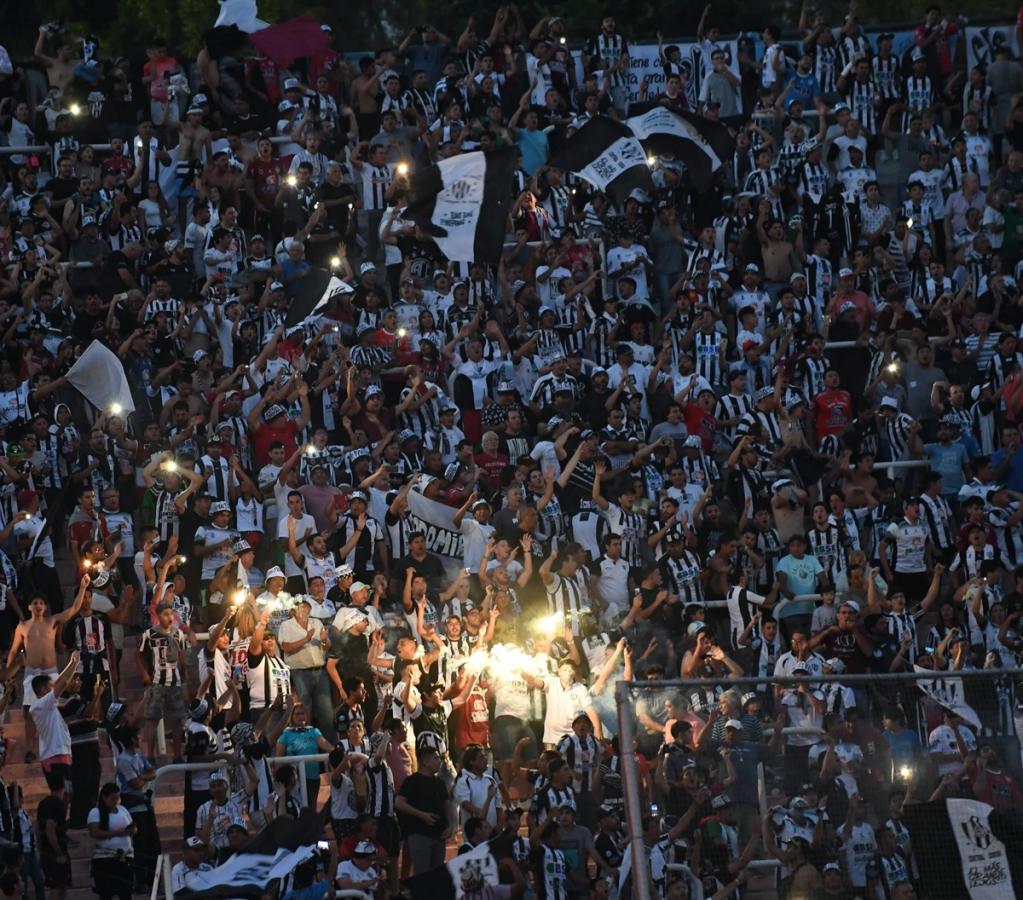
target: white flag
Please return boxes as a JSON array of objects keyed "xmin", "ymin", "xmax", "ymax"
[{"xmin": 66, "ymin": 341, "xmax": 135, "ymax": 415}]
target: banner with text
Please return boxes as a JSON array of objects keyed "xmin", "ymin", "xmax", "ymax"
[{"xmin": 406, "ymin": 490, "xmax": 465, "ymax": 576}]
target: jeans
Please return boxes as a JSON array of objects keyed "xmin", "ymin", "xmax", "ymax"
[{"xmin": 290, "ymin": 666, "xmax": 337, "ymax": 742}]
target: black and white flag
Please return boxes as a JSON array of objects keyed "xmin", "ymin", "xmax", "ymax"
[
  {"xmin": 403, "ymin": 840, "xmax": 500, "ymax": 899},
  {"xmin": 549, "ymin": 116, "xmax": 654, "ymax": 209},
  {"xmin": 283, "ymin": 268, "xmax": 353, "ymax": 327},
  {"xmin": 903, "ymin": 799, "xmax": 1023, "ymax": 899},
  {"xmin": 625, "ymin": 106, "xmax": 734, "ymax": 191},
  {"xmin": 406, "ymin": 147, "xmax": 516, "ymax": 264},
  {"xmin": 177, "ymin": 808, "xmax": 326, "ymax": 897}
]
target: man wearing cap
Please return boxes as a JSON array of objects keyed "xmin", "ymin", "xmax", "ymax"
[
  {"xmin": 195, "ymin": 769, "xmax": 251, "ymax": 861},
  {"xmin": 170, "ymin": 837, "xmax": 214, "ymax": 893},
  {"xmin": 330, "ymin": 490, "xmax": 386, "ymax": 583},
  {"xmin": 826, "ymin": 266, "xmax": 874, "ymax": 330},
  {"xmin": 246, "ymin": 377, "xmax": 312, "ymax": 468},
  {"xmin": 195, "ymin": 501, "xmax": 238, "ymax": 590}
]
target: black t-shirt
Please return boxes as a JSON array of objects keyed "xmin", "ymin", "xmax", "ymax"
[
  {"xmin": 397, "ymin": 772, "xmax": 448, "ymax": 837},
  {"xmin": 316, "ymin": 181, "xmax": 356, "ymax": 233},
  {"xmin": 47, "ymin": 177, "xmax": 79, "ymax": 203},
  {"xmin": 37, "ymin": 794, "xmax": 67, "ymax": 857},
  {"xmin": 398, "ymin": 552, "xmax": 446, "ymax": 594}
]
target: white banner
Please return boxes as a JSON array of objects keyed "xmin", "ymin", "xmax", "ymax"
[
  {"xmin": 66, "ymin": 340, "xmax": 136, "ymax": 415},
  {"xmin": 626, "ymin": 106, "xmax": 721, "ymax": 167},
  {"xmin": 623, "ymin": 40, "xmax": 741, "ymax": 109},
  {"xmin": 965, "ymin": 25, "xmax": 1019, "ymax": 71},
  {"xmin": 447, "ymin": 841, "xmax": 500, "ymax": 898},
  {"xmin": 947, "ymin": 799, "xmax": 1013, "ymax": 899},
  {"xmin": 431, "ymin": 151, "xmax": 486, "ymax": 263},
  {"xmin": 577, "ymin": 135, "xmax": 648, "ymax": 190},
  {"xmin": 406, "ymin": 489, "xmax": 465, "ymax": 576}
]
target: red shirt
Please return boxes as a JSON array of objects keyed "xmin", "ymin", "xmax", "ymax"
[
  {"xmin": 475, "ymin": 451, "xmax": 508, "ymax": 486},
  {"xmin": 451, "ymin": 686, "xmax": 492, "ymax": 751},
  {"xmin": 683, "ymin": 402, "xmax": 717, "ymax": 452},
  {"xmin": 914, "ymin": 21, "xmax": 958, "ymax": 75},
  {"xmin": 253, "ymin": 420, "xmax": 299, "ymax": 468},
  {"xmin": 246, "ymin": 158, "xmax": 282, "ymax": 210},
  {"xmin": 813, "ymin": 390, "xmax": 853, "ymax": 438}
]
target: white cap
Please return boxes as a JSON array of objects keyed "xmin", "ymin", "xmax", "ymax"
[{"xmin": 265, "ymin": 566, "xmax": 285, "ymax": 581}]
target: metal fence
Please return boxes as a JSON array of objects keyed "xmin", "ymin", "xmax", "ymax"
[
  {"xmin": 615, "ymin": 667, "xmax": 1023, "ymax": 898},
  {"xmin": 146, "ymin": 751, "xmax": 331, "ymax": 898}
]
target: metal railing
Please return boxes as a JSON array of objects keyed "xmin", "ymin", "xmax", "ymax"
[
  {"xmin": 269, "ymin": 752, "xmax": 330, "ymax": 808},
  {"xmin": 618, "ymin": 667, "xmax": 1023, "ymax": 896}
]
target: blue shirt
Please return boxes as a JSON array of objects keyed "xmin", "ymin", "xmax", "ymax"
[
  {"xmin": 278, "ymin": 726, "xmax": 324, "ymax": 778},
  {"xmin": 784, "ymin": 72, "xmax": 820, "ymax": 110},
  {"xmin": 925, "ymin": 441, "xmax": 970, "ymax": 494},
  {"xmin": 991, "ymin": 444, "xmax": 1023, "ymax": 492},
  {"xmin": 517, "ymin": 129, "xmax": 549, "ymax": 175},
  {"xmin": 776, "ymin": 553, "xmax": 824, "ymax": 617}
]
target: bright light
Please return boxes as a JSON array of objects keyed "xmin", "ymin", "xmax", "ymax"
[
  {"xmin": 69, "ymin": 103, "xmax": 82, "ymax": 117},
  {"xmin": 162, "ymin": 460, "xmax": 178, "ymax": 472},
  {"xmin": 490, "ymin": 643, "xmax": 543, "ymax": 675},
  {"xmin": 397, "ymin": 162, "xmax": 409, "ymax": 175},
  {"xmin": 646, "ymin": 155, "xmax": 657, "ymax": 167},
  {"xmin": 232, "ymin": 589, "xmax": 248, "ymax": 606},
  {"xmin": 305, "ymin": 444, "xmax": 317, "ymax": 454},
  {"xmin": 898, "ymin": 765, "xmax": 913, "ymax": 780},
  {"xmin": 886, "ymin": 363, "xmax": 899, "ymax": 374},
  {"xmin": 330, "ymin": 256, "xmax": 341, "ymax": 268},
  {"xmin": 559, "ymin": 36, "xmax": 567, "ymax": 44},
  {"xmin": 82, "ymin": 560, "xmax": 93, "ymax": 569},
  {"xmin": 332, "ymin": 325, "xmax": 339, "ymax": 332},
  {"xmin": 109, "ymin": 402, "xmax": 122, "ymax": 415},
  {"xmin": 532, "ymin": 613, "xmax": 563, "ymax": 636},
  {"xmin": 397, "ymin": 327, "xmax": 407, "ymax": 338},
  {"xmin": 177, "ymin": 555, "xmax": 187, "ymax": 565},
  {"xmin": 463, "ymin": 649, "xmax": 490, "ymax": 675},
  {"xmin": 286, "ymin": 174, "xmax": 297, "ymax": 187},
  {"xmin": 906, "ymin": 217, "xmax": 914, "ymax": 229}
]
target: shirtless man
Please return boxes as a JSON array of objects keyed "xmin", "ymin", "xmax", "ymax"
[
  {"xmin": 756, "ymin": 199, "xmax": 803, "ymax": 289},
  {"xmin": 6, "ymin": 575, "xmax": 88, "ymax": 763},
  {"xmin": 33, "ymin": 28, "xmax": 75, "ymax": 99},
  {"xmin": 175, "ymin": 107, "xmax": 214, "ymax": 226}
]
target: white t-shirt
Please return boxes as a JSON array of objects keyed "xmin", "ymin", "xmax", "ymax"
[
  {"xmin": 87, "ymin": 805, "xmax": 134, "ymax": 857},
  {"xmin": 842, "ymin": 821, "xmax": 877, "ymax": 887},
  {"xmin": 606, "ymin": 245, "xmax": 650, "ymax": 300},
  {"xmin": 928, "ymin": 723, "xmax": 976, "ymax": 775},
  {"xmin": 337, "ymin": 860, "xmax": 379, "ymax": 898},
  {"xmin": 30, "ymin": 691, "xmax": 71, "ymax": 760},
  {"xmin": 277, "ymin": 514, "xmax": 316, "ymax": 577},
  {"xmin": 541, "ymin": 676, "xmax": 593, "ymax": 745},
  {"xmin": 196, "ymin": 525, "xmax": 238, "ymax": 580},
  {"xmin": 460, "ymin": 518, "xmax": 494, "ymax": 572}
]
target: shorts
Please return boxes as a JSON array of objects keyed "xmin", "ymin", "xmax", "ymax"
[
  {"xmin": 23, "ymin": 667, "xmax": 58, "ymax": 710},
  {"xmin": 41, "ymin": 853, "xmax": 71, "ymax": 889},
  {"xmin": 144, "ymin": 683, "xmax": 188, "ymax": 721},
  {"xmin": 491, "ymin": 715, "xmax": 536, "ymax": 761},
  {"xmin": 376, "ymin": 815, "xmax": 401, "ymax": 856}
]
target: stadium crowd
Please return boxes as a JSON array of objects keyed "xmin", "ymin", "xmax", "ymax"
[{"xmin": 0, "ymin": 2, "xmax": 1023, "ymax": 899}]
